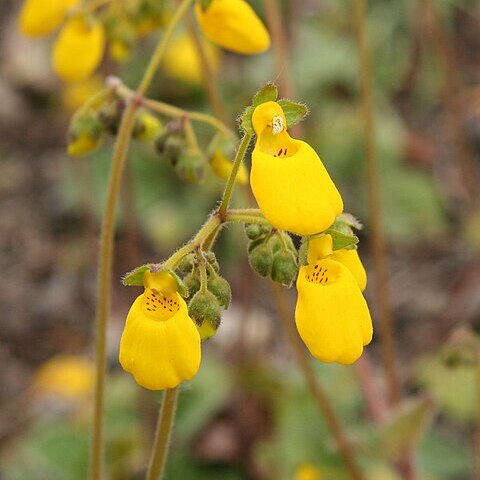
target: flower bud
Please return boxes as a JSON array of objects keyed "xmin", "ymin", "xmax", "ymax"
[
  {"xmin": 249, "ymin": 243, "xmax": 273, "ymax": 277},
  {"xmin": 204, "ymin": 251, "xmax": 219, "ymax": 272},
  {"xmin": 174, "ymin": 150, "xmax": 205, "ymax": 183},
  {"xmin": 98, "ymin": 99, "xmax": 124, "ymax": 135},
  {"xmin": 160, "ymin": 134, "xmax": 185, "ymax": 166},
  {"xmin": 271, "ymin": 250, "xmax": 298, "ymax": 287},
  {"xmin": 207, "ymin": 275, "xmax": 231, "ymax": 308},
  {"xmin": 133, "ymin": 111, "xmax": 163, "ymax": 141},
  {"xmin": 183, "ymin": 271, "xmax": 201, "ymax": 299},
  {"xmin": 268, "ymin": 232, "xmax": 296, "ymax": 255},
  {"xmin": 177, "ymin": 253, "xmax": 195, "ymax": 275},
  {"xmin": 67, "ymin": 110, "xmax": 104, "ymax": 157},
  {"xmin": 188, "ymin": 291, "xmax": 221, "ymax": 340},
  {"xmin": 245, "ymin": 223, "xmax": 263, "ymax": 240}
]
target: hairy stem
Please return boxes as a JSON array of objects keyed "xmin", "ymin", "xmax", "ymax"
[
  {"xmin": 218, "ymin": 134, "xmax": 252, "ymax": 218},
  {"xmin": 353, "ymin": 0, "xmax": 401, "ymax": 406},
  {"xmin": 145, "ymin": 388, "xmax": 180, "ymax": 480}
]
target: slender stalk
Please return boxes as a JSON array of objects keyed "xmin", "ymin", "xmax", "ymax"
[
  {"xmin": 225, "ymin": 213, "xmax": 270, "ymax": 225},
  {"xmin": 475, "ymin": 349, "xmax": 480, "ymax": 479},
  {"xmin": 137, "ymin": 0, "xmax": 194, "ymax": 96},
  {"xmin": 185, "ymin": 12, "xmax": 228, "ymax": 124},
  {"xmin": 89, "ymin": 2, "xmax": 193, "ymax": 477},
  {"xmin": 271, "ymin": 283, "xmax": 366, "ymax": 480},
  {"xmin": 90, "ymin": 101, "xmax": 138, "ymax": 480},
  {"xmin": 145, "ymin": 388, "xmax": 180, "ymax": 480},
  {"xmin": 353, "ymin": 0, "xmax": 400, "ymax": 406},
  {"xmin": 218, "ymin": 134, "xmax": 252, "ymax": 218}
]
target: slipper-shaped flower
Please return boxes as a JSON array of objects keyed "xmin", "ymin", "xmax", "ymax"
[
  {"xmin": 195, "ymin": 0, "xmax": 270, "ymax": 54},
  {"xmin": 250, "ymin": 102, "xmax": 343, "ymax": 235},
  {"xmin": 119, "ymin": 271, "xmax": 201, "ymax": 390},
  {"xmin": 52, "ymin": 15, "xmax": 105, "ymax": 82},
  {"xmin": 19, "ymin": 0, "xmax": 79, "ymax": 37}
]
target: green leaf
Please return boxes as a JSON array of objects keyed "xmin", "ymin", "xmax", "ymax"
[
  {"xmin": 277, "ymin": 99, "xmax": 309, "ymax": 127},
  {"xmin": 324, "ymin": 229, "xmax": 359, "ymax": 251},
  {"xmin": 239, "ymin": 105, "xmax": 255, "ymax": 135},
  {"xmin": 252, "ymin": 83, "xmax": 278, "ymax": 106},
  {"xmin": 379, "ymin": 396, "xmax": 435, "ymax": 461},
  {"xmin": 121, "ymin": 264, "xmax": 151, "ymax": 286}
]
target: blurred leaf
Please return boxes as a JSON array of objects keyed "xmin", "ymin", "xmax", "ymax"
[
  {"xmin": 252, "ymin": 83, "xmax": 278, "ymax": 106},
  {"xmin": 379, "ymin": 396, "xmax": 435, "ymax": 461}
]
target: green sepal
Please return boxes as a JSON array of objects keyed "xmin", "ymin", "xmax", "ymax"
[
  {"xmin": 121, "ymin": 264, "xmax": 188, "ymax": 297},
  {"xmin": 277, "ymin": 99, "xmax": 309, "ymax": 128},
  {"xmin": 239, "ymin": 105, "xmax": 255, "ymax": 136},
  {"xmin": 323, "ymin": 229, "xmax": 359, "ymax": 251},
  {"xmin": 252, "ymin": 83, "xmax": 278, "ymax": 107}
]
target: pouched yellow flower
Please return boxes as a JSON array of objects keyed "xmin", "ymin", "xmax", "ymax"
[
  {"xmin": 295, "ymin": 258, "xmax": 372, "ymax": 364},
  {"xmin": 210, "ymin": 150, "xmax": 248, "ymax": 184},
  {"xmin": 294, "ymin": 463, "xmax": 322, "ymax": 480},
  {"xmin": 163, "ymin": 33, "xmax": 219, "ymax": 86},
  {"xmin": 32, "ymin": 355, "xmax": 94, "ymax": 400},
  {"xmin": 119, "ymin": 271, "xmax": 201, "ymax": 390},
  {"xmin": 19, "ymin": 0, "xmax": 79, "ymax": 37},
  {"xmin": 195, "ymin": 0, "xmax": 270, "ymax": 54},
  {"xmin": 307, "ymin": 235, "xmax": 367, "ymax": 292},
  {"xmin": 250, "ymin": 102, "xmax": 343, "ymax": 235},
  {"xmin": 52, "ymin": 15, "xmax": 105, "ymax": 82}
]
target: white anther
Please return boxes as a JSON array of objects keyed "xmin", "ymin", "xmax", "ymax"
[{"xmin": 272, "ymin": 115, "xmax": 284, "ymax": 135}]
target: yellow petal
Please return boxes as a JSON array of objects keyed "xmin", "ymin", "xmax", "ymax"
[
  {"xmin": 67, "ymin": 132, "xmax": 102, "ymax": 157},
  {"xmin": 307, "ymin": 235, "xmax": 333, "ymax": 264},
  {"xmin": 330, "ymin": 248, "xmax": 367, "ymax": 292},
  {"xmin": 19, "ymin": 0, "xmax": 79, "ymax": 37},
  {"xmin": 52, "ymin": 15, "xmax": 105, "ymax": 82},
  {"xmin": 195, "ymin": 0, "xmax": 270, "ymax": 55},
  {"xmin": 210, "ymin": 150, "xmax": 248, "ymax": 184},
  {"xmin": 295, "ymin": 259, "xmax": 372, "ymax": 364},
  {"xmin": 250, "ymin": 102, "xmax": 343, "ymax": 235},
  {"xmin": 119, "ymin": 292, "xmax": 201, "ymax": 390},
  {"xmin": 163, "ymin": 33, "xmax": 219, "ymax": 86},
  {"xmin": 294, "ymin": 464, "xmax": 322, "ymax": 480}
]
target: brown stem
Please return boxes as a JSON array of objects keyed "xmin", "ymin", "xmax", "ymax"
[
  {"xmin": 271, "ymin": 283, "xmax": 366, "ymax": 480},
  {"xmin": 185, "ymin": 12, "xmax": 229, "ymax": 125},
  {"xmin": 353, "ymin": 0, "xmax": 401, "ymax": 407}
]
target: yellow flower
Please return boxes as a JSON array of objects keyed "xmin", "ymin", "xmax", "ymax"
[
  {"xmin": 52, "ymin": 15, "xmax": 105, "ymax": 82},
  {"xmin": 32, "ymin": 355, "xmax": 94, "ymax": 400},
  {"xmin": 294, "ymin": 463, "xmax": 322, "ymax": 480},
  {"xmin": 250, "ymin": 102, "xmax": 343, "ymax": 235},
  {"xmin": 67, "ymin": 131, "xmax": 102, "ymax": 157},
  {"xmin": 295, "ymin": 235, "xmax": 372, "ymax": 365},
  {"xmin": 307, "ymin": 235, "xmax": 367, "ymax": 292},
  {"xmin": 19, "ymin": 0, "xmax": 79, "ymax": 37},
  {"xmin": 163, "ymin": 33, "xmax": 219, "ymax": 86},
  {"xmin": 210, "ymin": 150, "xmax": 248, "ymax": 184},
  {"xmin": 195, "ymin": 0, "xmax": 270, "ymax": 54},
  {"xmin": 119, "ymin": 271, "xmax": 201, "ymax": 390}
]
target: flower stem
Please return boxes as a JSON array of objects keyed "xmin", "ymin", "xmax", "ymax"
[
  {"xmin": 89, "ymin": 2, "xmax": 193, "ymax": 478},
  {"xmin": 353, "ymin": 0, "xmax": 400, "ymax": 406},
  {"xmin": 271, "ymin": 283, "xmax": 366, "ymax": 480},
  {"xmin": 137, "ymin": 0, "xmax": 193, "ymax": 96},
  {"xmin": 145, "ymin": 387, "xmax": 180, "ymax": 480},
  {"xmin": 225, "ymin": 213, "xmax": 270, "ymax": 225},
  {"xmin": 218, "ymin": 134, "xmax": 252, "ymax": 219},
  {"xmin": 90, "ymin": 102, "xmax": 138, "ymax": 480}
]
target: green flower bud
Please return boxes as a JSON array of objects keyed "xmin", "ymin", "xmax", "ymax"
[
  {"xmin": 67, "ymin": 110, "xmax": 104, "ymax": 157},
  {"xmin": 207, "ymin": 275, "xmax": 231, "ymax": 308},
  {"xmin": 154, "ymin": 130, "xmax": 169, "ymax": 155},
  {"xmin": 183, "ymin": 271, "xmax": 200, "ymax": 299},
  {"xmin": 188, "ymin": 291, "xmax": 221, "ymax": 340},
  {"xmin": 271, "ymin": 250, "xmax": 298, "ymax": 287},
  {"xmin": 269, "ymin": 232, "xmax": 296, "ymax": 255},
  {"xmin": 98, "ymin": 99, "xmax": 123, "ymax": 135},
  {"xmin": 248, "ymin": 237, "xmax": 264, "ymax": 254},
  {"xmin": 163, "ymin": 134, "xmax": 185, "ymax": 166},
  {"xmin": 204, "ymin": 251, "xmax": 219, "ymax": 272},
  {"xmin": 177, "ymin": 253, "xmax": 195, "ymax": 275},
  {"xmin": 174, "ymin": 149, "xmax": 205, "ymax": 183},
  {"xmin": 249, "ymin": 243, "xmax": 273, "ymax": 277},
  {"xmin": 245, "ymin": 223, "xmax": 263, "ymax": 240}
]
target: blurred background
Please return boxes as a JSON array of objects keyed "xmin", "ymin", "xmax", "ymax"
[{"xmin": 1, "ymin": 0, "xmax": 480, "ymax": 479}]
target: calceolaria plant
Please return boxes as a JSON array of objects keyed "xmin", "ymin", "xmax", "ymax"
[{"xmin": 116, "ymin": 83, "xmax": 373, "ymax": 391}]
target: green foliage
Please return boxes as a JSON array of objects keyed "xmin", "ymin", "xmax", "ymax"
[
  {"xmin": 277, "ymin": 99, "xmax": 309, "ymax": 128},
  {"xmin": 252, "ymin": 83, "xmax": 278, "ymax": 106}
]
